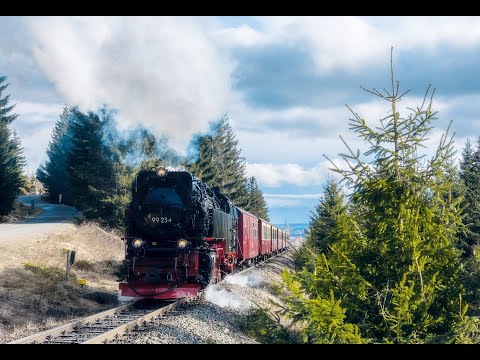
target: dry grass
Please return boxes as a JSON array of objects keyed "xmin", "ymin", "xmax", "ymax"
[{"xmin": 0, "ymin": 222, "xmax": 125, "ymax": 343}]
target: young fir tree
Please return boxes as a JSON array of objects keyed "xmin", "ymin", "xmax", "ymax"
[
  {"xmin": 0, "ymin": 76, "xmax": 26, "ymax": 217},
  {"xmin": 36, "ymin": 106, "xmax": 74, "ymax": 204},
  {"xmin": 307, "ymin": 177, "xmax": 346, "ymax": 252},
  {"xmin": 245, "ymin": 176, "xmax": 269, "ymax": 220},
  {"xmin": 279, "ymin": 49, "xmax": 466, "ymax": 343},
  {"xmin": 294, "ymin": 177, "xmax": 348, "ymax": 271}
]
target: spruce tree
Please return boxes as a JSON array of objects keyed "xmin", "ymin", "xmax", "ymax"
[
  {"xmin": 0, "ymin": 76, "xmax": 26, "ymax": 217},
  {"xmin": 36, "ymin": 106, "xmax": 74, "ymax": 204},
  {"xmin": 66, "ymin": 109, "xmax": 116, "ymax": 221},
  {"xmin": 245, "ymin": 176, "xmax": 269, "ymax": 220},
  {"xmin": 215, "ymin": 115, "xmax": 249, "ymax": 207},
  {"xmin": 188, "ymin": 135, "xmax": 218, "ymax": 185},
  {"xmin": 279, "ymin": 49, "xmax": 466, "ymax": 343},
  {"xmin": 189, "ymin": 114, "xmax": 249, "ymax": 208},
  {"xmin": 306, "ymin": 177, "xmax": 346, "ymax": 253},
  {"xmin": 459, "ymin": 138, "xmax": 480, "ymax": 255}
]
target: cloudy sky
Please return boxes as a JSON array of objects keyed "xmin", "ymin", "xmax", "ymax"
[{"xmin": 2, "ymin": 16, "xmax": 480, "ymax": 224}]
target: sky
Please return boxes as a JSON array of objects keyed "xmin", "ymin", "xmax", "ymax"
[{"xmin": 2, "ymin": 16, "xmax": 480, "ymax": 224}]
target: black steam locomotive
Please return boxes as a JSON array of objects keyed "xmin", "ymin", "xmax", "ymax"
[{"xmin": 119, "ymin": 166, "xmax": 288, "ymax": 299}]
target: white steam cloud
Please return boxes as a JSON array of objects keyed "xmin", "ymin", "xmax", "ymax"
[
  {"xmin": 224, "ymin": 271, "xmax": 263, "ymax": 287},
  {"xmin": 26, "ymin": 16, "xmax": 233, "ymax": 152},
  {"xmin": 205, "ymin": 285, "xmax": 252, "ymax": 311},
  {"xmin": 205, "ymin": 271, "xmax": 263, "ymax": 310}
]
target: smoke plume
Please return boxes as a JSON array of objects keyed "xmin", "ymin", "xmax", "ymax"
[{"xmin": 27, "ymin": 16, "xmax": 233, "ymax": 153}]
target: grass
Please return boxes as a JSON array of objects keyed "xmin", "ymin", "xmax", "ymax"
[
  {"xmin": 0, "ymin": 222, "xmax": 126, "ymax": 343},
  {"xmin": 73, "ymin": 259, "xmax": 95, "ymax": 272}
]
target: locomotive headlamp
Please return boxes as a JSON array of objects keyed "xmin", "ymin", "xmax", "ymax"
[
  {"xmin": 156, "ymin": 167, "xmax": 167, "ymax": 177},
  {"xmin": 132, "ymin": 239, "xmax": 143, "ymax": 248},
  {"xmin": 177, "ymin": 239, "xmax": 188, "ymax": 249}
]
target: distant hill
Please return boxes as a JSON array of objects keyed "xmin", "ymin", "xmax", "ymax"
[{"xmin": 276, "ymin": 223, "xmax": 308, "ymax": 237}]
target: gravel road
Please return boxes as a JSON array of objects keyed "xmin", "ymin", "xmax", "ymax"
[{"xmin": 0, "ymin": 195, "xmax": 80, "ymax": 243}]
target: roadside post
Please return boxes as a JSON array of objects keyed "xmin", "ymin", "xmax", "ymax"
[{"xmin": 65, "ymin": 250, "xmax": 76, "ymax": 281}]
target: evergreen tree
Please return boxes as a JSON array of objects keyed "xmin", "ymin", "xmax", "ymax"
[
  {"xmin": 279, "ymin": 50, "xmax": 466, "ymax": 343},
  {"xmin": 293, "ymin": 177, "xmax": 347, "ymax": 272},
  {"xmin": 66, "ymin": 109, "xmax": 116, "ymax": 222},
  {"xmin": 307, "ymin": 177, "xmax": 346, "ymax": 252},
  {"xmin": 188, "ymin": 134, "xmax": 218, "ymax": 185},
  {"xmin": 245, "ymin": 176, "xmax": 269, "ymax": 220},
  {"xmin": 118, "ymin": 127, "xmax": 181, "ymax": 171},
  {"xmin": 36, "ymin": 106, "xmax": 74, "ymax": 204},
  {"xmin": 459, "ymin": 139, "xmax": 480, "ymax": 255},
  {"xmin": 0, "ymin": 75, "xmax": 26, "ymax": 216},
  {"xmin": 189, "ymin": 114, "xmax": 249, "ymax": 208},
  {"xmin": 215, "ymin": 115, "xmax": 249, "ymax": 207}
]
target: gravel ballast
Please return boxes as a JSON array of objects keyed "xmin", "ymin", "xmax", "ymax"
[{"xmin": 114, "ymin": 251, "xmax": 295, "ymax": 344}]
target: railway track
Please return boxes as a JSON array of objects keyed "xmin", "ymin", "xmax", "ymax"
[
  {"xmin": 8, "ymin": 297, "xmax": 200, "ymax": 344},
  {"xmin": 8, "ymin": 250, "xmax": 289, "ymax": 344}
]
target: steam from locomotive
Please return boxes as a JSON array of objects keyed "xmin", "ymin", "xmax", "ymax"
[{"xmin": 119, "ymin": 166, "xmax": 288, "ymax": 300}]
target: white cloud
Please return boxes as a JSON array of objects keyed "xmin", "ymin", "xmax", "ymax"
[
  {"xmin": 213, "ymin": 24, "xmax": 270, "ymax": 48},
  {"xmin": 13, "ymin": 101, "xmax": 63, "ymax": 120},
  {"xmin": 26, "ymin": 16, "xmax": 234, "ymax": 153},
  {"xmin": 232, "ymin": 95, "xmax": 448, "ymax": 169},
  {"xmin": 10, "ymin": 100, "xmax": 64, "ymax": 174},
  {"xmin": 217, "ymin": 16, "xmax": 480, "ymax": 73},
  {"xmin": 246, "ymin": 161, "xmax": 335, "ymax": 187}
]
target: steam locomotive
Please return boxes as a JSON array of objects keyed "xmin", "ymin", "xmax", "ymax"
[{"xmin": 119, "ymin": 166, "xmax": 289, "ymax": 299}]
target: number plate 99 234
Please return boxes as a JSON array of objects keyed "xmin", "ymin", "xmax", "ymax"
[{"xmin": 149, "ymin": 215, "xmax": 172, "ymax": 224}]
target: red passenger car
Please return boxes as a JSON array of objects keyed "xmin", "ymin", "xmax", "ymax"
[
  {"xmin": 259, "ymin": 219, "xmax": 272, "ymax": 258},
  {"xmin": 237, "ymin": 208, "xmax": 260, "ymax": 265},
  {"xmin": 271, "ymin": 226, "xmax": 278, "ymax": 253}
]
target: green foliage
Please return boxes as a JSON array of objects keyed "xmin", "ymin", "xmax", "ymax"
[
  {"xmin": 117, "ymin": 127, "xmax": 181, "ymax": 170},
  {"xmin": 36, "ymin": 106, "xmax": 74, "ymax": 204},
  {"xmin": 281, "ymin": 269, "xmax": 364, "ymax": 343},
  {"xmin": 23, "ymin": 262, "xmax": 67, "ymax": 282},
  {"xmin": 0, "ymin": 75, "xmax": 26, "ymax": 216},
  {"xmin": 245, "ymin": 176, "xmax": 269, "ymax": 220},
  {"xmin": 307, "ymin": 177, "xmax": 346, "ymax": 254},
  {"xmin": 458, "ymin": 138, "xmax": 480, "ymax": 256},
  {"xmin": 65, "ymin": 108, "xmax": 117, "ymax": 226},
  {"xmin": 37, "ymin": 106, "xmax": 181, "ymax": 229},
  {"xmin": 239, "ymin": 306, "xmax": 301, "ymax": 344},
  {"xmin": 279, "ymin": 49, "xmax": 467, "ymax": 343},
  {"xmin": 447, "ymin": 315, "xmax": 480, "ymax": 344},
  {"xmin": 460, "ymin": 247, "xmax": 480, "ymax": 316},
  {"xmin": 188, "ymin": 114, "xmax": 251, "ymax": 209}
]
